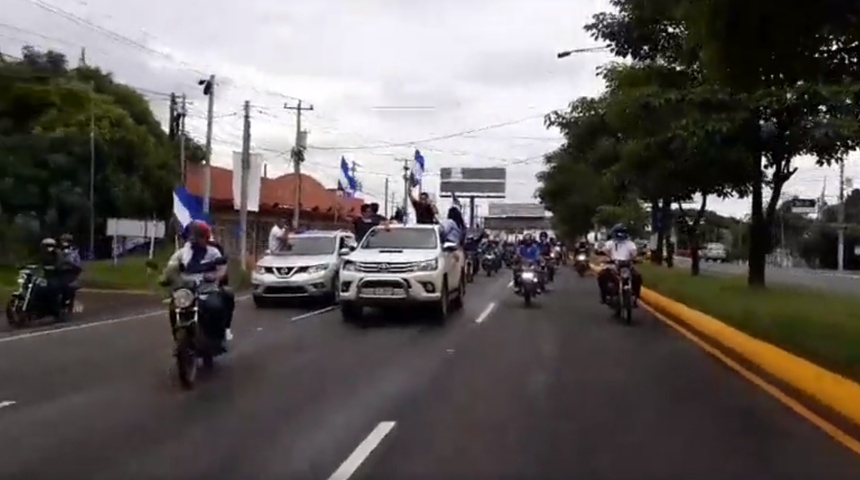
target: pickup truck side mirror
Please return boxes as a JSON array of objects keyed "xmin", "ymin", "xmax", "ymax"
[
  {"xmin": 339, "ymin": 248, "xmax": 352, "ymax": 256},
  {"xmin": 442, "ymin": 242, "xmax": 458, "ymax": 252}
]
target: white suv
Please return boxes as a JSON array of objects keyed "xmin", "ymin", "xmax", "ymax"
[{"xmin": 338, "ymin": 224, "xmax": 465, "ymax": 323}]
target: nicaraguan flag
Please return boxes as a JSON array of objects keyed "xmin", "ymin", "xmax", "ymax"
[
  {"xmin": 410, "ymin": 149, "xmax": 425, "ymax": 188},
  {"xmin": 338, "ymin": 156, "xmax": 358, "ymax": 196},
  {"xmin": 173, "ymin": 186, "xmax": 209, "ymax": 228}
]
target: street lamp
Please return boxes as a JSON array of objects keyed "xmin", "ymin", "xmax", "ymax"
[{"xmin": 556, "ymin": 46, "xmax": 609, "ymax": 59}]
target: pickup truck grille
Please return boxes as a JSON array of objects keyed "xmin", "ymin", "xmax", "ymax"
[{"xmin": 354, "ymin": 262, "xmax": 418, "ymax": 273}]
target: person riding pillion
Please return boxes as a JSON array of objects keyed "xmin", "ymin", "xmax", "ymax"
[
  {"xmin": 160, "ymin": 220, "xmax": 231, "ymax": 348},
  {"xmin": 597, "ymin": 224, "xmax": 643, "ymax": 305}
]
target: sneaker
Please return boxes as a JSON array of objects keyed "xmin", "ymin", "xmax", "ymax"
[{"xmin": 225, "ymin": 328, "xmax": 234, "ymax": 341}]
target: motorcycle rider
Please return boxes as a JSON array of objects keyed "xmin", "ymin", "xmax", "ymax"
[
  {"xmin": 597, "ymin": 224, "xmax": 643, "ymax": 305},
  {"xmin": 57, "ymin": 233, "xmax": 82, "ymax": 309},
  {"xmin": 160, "ymin": 220, "xmax": 230, "ymax": 349},
  {"xmin": 207, "ymin": 232, "xmax": 235, "ymax": 342},
  {"xmin": 513, "ymin": 234, "xmax": 542, "ymax": 292}
]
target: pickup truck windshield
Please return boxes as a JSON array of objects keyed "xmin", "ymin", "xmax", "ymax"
[{"xmin": 361, "ymin": 228, "xmax": 438, "ymax": 250}]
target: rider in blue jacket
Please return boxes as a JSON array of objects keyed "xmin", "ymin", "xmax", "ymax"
[{"xmin": 513, "ymin": 234, "xmax": 542, "ymax": 291}]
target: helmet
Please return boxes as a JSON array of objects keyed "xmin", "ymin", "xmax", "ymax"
[
  {"xmin": 539, "ymin": 231, "xmax": 548, "ymax": 239},
  {"xmin": 186, "ymin": 220, "xmax": 212, "ymax": 243},
  {"xmin": 611, "ymin": 223, "xmax": 629, "ymax": 240},
  {"xmin": 523, "ymin": 233, "xmax": 534, "ymax": 243},
  {"xmin": 41, "ymin": 237, "xmax": 57, "ymax": 249},
  {"xmin": 59, "ymin": 233, "xmax": 73, "ymax": 244}
]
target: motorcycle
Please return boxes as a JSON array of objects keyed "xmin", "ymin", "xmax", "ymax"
[
  {"xmin": 465, "ymin": 251, "xmax": 479, "ymax": 283},
  {"xmin": 574, "ymin": 253, "xmax": 589, "ymax": 277},
  {"xmin": 481, "ymin": 252, "xmax": 500, "ymax": 276},
  {"xmin": 168, "ymin": 275, "xmax": 227, "ymax": 389},
  {"xmin": 607, "ymin": 260, "xmax": 635, "ymax": 324},
  {"xmin": 516, "ymin": 264, "xmax": 540, "ymax": 307},
  {"xmin": 5, "ymin": 264, "xmax": 82, "ymax": 328},
  {"xmin": 544, "ymin": 255, "xmax": 556, "ymax": 283}
]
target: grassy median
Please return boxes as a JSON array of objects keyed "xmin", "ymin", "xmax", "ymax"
[{"xmin": 638, "ymin": 263, "xmax": 860, "ymax": 380}]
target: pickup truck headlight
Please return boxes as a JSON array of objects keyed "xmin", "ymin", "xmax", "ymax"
[
  {"xmin": 416, "ymin": 259, "xmax": 438, "ymax": 271},
  {"xmin": 342, "ymin": 261, "xmax": 356, "ymax": 272},
  {"xmin": 306, "ymin": 264, "xmax": 329, "ymax": 274}
]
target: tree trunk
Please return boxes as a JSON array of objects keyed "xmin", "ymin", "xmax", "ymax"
[
  {"xmin": 690, "ymin": 240, "xmax": 701, "ymax": 276},
  {"xmin": 747, "ymin": 163, "xmax": 767, "ymax": 287},
  {"xmin": 661, "ymin": 198, "xmax": 674, "ymax": 268},
  {"xmin": 681, "ymin": 196, "xmax": 707, "ymax": 276},
  {"xmin": 650, "ymin": 198, "xmax": 663, "ymax": 265}
]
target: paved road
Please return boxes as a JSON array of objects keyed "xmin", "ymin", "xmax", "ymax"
[
  {"xmin": 675, "ymin": 257, "xmax": 860, "ymax": 295},
  {"xmin": 1, "ymin": 269, "xmax": 858, "ymax": 479}
]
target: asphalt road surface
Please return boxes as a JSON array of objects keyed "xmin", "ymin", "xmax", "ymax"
[
  {"xmin": 1, "ymin": 268, "xmax": 859, "ymax": 480},
  {"xmin": 675, "ymin": 257, "xmax": 860, "ymax": 295}
]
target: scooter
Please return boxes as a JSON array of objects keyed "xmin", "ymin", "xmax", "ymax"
[{"xmin": 574, "ymin": 253, "xmax": 589, "ymax": 277}]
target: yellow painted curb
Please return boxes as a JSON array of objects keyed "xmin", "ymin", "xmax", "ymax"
[{"xmin": 640, "ymin": 287, "xmax": 860, "ymax": 428}]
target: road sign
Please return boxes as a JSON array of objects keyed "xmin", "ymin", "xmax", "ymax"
[
  {"xmin": 439, "ymin": 167, "xmax": 506, "ymax": 199},
  {"xmin": 487, "ymin": 202, "xmax": 546, "ymax": 217},
  {"xmin": 789, "ymin": 198, "xmax": 817, "ymax": 214},
  {"xmin": 107, "ymin": 218, "xmax": 166, "ymax": 238}
]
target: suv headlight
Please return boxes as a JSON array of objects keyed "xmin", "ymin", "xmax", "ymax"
[
  {"xmin": 342, "ymin": 261, "xmax": 356, "ymax": 272},
  {"xmin": 172, "ymin": 288, "xmax": 195, "ymax": 308},
  {"xmin": 306, "ymin": 264, "xmax": 329, "ymax": 274},
  {"xmin": 416, "ymin": 259, "xmax": 438, "ymax": 271}
]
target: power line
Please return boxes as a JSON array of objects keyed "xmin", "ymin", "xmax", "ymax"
[{"xmin": 309, "ymin": 114, "xmax": 546, "ymax": 151}]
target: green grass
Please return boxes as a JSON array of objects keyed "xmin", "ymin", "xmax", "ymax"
[{"xmin": 639, "ymin": 263, "xmax": 860, "ymax": 381}]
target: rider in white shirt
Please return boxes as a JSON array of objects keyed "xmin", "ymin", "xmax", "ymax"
[{"xmin": 597, "ymin": 224, "xmax": 643, "ymax": 304}]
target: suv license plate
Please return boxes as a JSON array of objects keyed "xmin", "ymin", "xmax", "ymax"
[{"xmin": 360, "ymin": 287, "xmax": 406, "ymax": 297}]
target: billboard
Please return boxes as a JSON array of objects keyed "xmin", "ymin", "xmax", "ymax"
[
  {"xmin": 789, "ymin": 198, "xmax": 817, "ymax": 214},
  {"xmin": 439, "ymin": 167, "xmax": 506, "ymax": 198},
  {"xmin": 488, "ymin": 202, "xmax": 546, "ymax": 218}
]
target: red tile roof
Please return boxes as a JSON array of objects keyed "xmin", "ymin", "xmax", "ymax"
[{"xmin": 185, "ymin": 164, "xmax": 364, "ymax": 215}]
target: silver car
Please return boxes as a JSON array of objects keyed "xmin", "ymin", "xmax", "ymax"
[{"xmin": 252, "ymin": 230, "xmax": 356, "ymax": 307}]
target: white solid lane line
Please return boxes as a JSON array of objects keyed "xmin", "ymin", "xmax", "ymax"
[
  {"xmin": 0, "ymin": 295, "xmax": 254, "ymax": 344},
  {"xmin": 290, "ymin": 305, "xmax": 337, "ymax": 322},
  {"xmin": 0, "ymin": 401, "xmax": 16, "ymax": 410},
  {"xmin": 327, "ymin": 421, "xmax": 396, "ymax": 480},
  {"xmin": 475, "ymin": 302, "xmax": 496, "ymax": 324}
]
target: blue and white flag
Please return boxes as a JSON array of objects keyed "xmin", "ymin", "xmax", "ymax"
[
  {"xmin": 338, "ymin": 156, "xmax": 358, "ymax": 197},
  {"xmin": 410, "ymin": 149, "xmax": 425, "ymax": 188},
  {"xmin": 172, "ymin": 186, "xmax": 209, "ymax": 228}
]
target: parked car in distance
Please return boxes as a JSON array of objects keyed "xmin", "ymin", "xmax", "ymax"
[
  {"xmin": 700, "ymin": 242, "xmax": 728, "ymax": 263},
  {"xmin": 251, "ymin": 230, "xmax": 356, "ymax": 307}
]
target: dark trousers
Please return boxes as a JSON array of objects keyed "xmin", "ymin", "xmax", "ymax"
[
  {"xmin": 221, "ymin": 286, "xmax": 235, "ymax": 329},
  {"xmin": 597, "ymin": 267, "xmax": 642, "ymax": 299}
]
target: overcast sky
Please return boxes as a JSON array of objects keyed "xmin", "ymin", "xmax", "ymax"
[{"xmin": 4, "ymin": 0, "xmax": 856, "ymax": 219}]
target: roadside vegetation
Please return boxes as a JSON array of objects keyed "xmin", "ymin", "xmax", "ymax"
[{"xmin": 542, "ymin": 0, "xmax": 860, "ymax": 369}]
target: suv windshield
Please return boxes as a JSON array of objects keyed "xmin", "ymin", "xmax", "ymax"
[
  {"xmin": 361, "ymin": 228, "xmax": 438, "ymax": 250},
  {"xmin": 271, "ymin": 236, "xmax": 336, "ymax": 255}
]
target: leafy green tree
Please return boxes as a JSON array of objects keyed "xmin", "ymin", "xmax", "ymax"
[{"xmin": 0, "ymin": 46, "xmax": 194, "ymax": 260}]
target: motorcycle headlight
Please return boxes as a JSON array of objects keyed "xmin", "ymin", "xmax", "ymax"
[
  {"xmin": 16, "ymin": 273, "xmax": 26, "ymax": 285},
  {"xmin": 342, "ymin": 261, "xmax": 356, "ymax": 272},
  {"xmin": 172, "ymin": 288, "xmax": 195, "ymax": 308},
  {"xmin": 521, "ymin": 272, "xmax": 536, "ymax": 280},
  {"xmin": 619, "ymin": 268, "xmax": 631, "ymax": 279},
  {"xmin": 306, "ymin": 264, "xmax": 330, "ymax": 274},
  {"xmin": 576, "ymin": 254, "xmax": 587, "ymax": 261},
  {"xmin": 416, "ymin": 259, "xmax": 438, "ymax": 271}
]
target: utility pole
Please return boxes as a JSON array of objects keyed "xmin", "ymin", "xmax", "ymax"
[
  {"xmin": 178, "ymin": 94, "xmax": 187, "ymax": 184},
  {"xmin": 284, "ymin": 100, "xmax": 314, "ymax": 229},
  {"xmin": 199, "ymin": 75, "xmax": 215, "ymax": 213},
  {"xmin": 838, "ymin": 158, "xmax": 846, "ymax": 271},
  {"xmin": 383, "ymin": 176, "xmax": 390, "ymax": 218},
  {"xmin": 88, "ymin": 81, "xmax": 96, "ymax": 260},
  {"xmin": 239, "ymin": 100, "xmax": 251, "ymax": 271}
]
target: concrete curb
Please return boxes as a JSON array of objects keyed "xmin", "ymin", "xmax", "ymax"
[{"xmin": 589, "ymin": 263, "xmax": 860, "ymax": 428}]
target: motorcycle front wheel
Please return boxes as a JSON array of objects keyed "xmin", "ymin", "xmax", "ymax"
[
  {"xmin": 5, "ymin": 299, "xmax": 24, "ymax": 328},
  {"xmin": 175, "ymin": 332, "xmax": 198, "ymax": 389},
  {"xmin": 621, "ymin": 290, "xmax": 633, "ymax": 325}
]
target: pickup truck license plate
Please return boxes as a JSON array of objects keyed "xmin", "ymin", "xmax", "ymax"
[{"xmin": 360, "ymin": 287, "xmax": 406, "ymax": 297}]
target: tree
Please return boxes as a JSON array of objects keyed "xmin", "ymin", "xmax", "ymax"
[
  {"xmin": 0, "ymin": 46, "xmax": 191, "ymax": 260},
  {"xmin": 586, "ymin": 0, "xmax": 860, "ymax": 286}
]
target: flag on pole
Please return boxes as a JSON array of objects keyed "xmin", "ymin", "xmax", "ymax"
[
  {"xmin": 172, "ymin": 186, "xmax": 209, "ymax": 228},
  {"xmin": 338, "ymin": 156, "xmax": 358, "ymax": 196},
  {"xmin": 451, "ymin": 191, "xmax": 462, "ymax": 210},
  {"xmin": 410, "ymin": 149, "xmax": 425, "ymax": 188}
]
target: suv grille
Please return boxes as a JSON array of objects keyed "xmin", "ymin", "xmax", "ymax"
[{"xmin": 354, "ymin": 262, "xmax": 419, "ymax": 273}]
